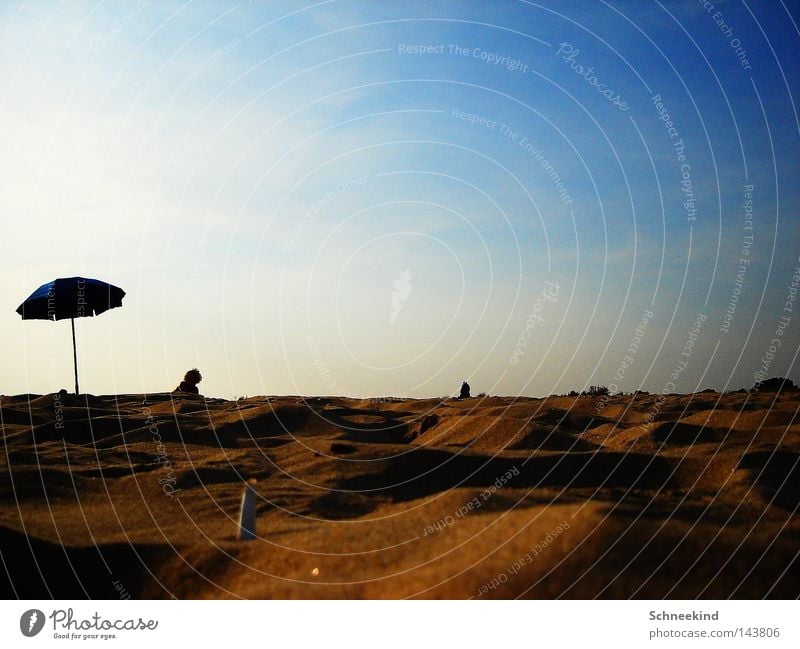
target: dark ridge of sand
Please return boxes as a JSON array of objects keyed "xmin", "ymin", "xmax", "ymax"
[{"xmin": 1, "ymin": 391, "xmax": 798, "ymax": 598}]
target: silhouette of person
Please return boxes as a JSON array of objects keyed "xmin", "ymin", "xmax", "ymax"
[
  {"xmin": 174, "ymin": 368, "xmax": 202, "ymax": 395},
  {"xmin": 459, "ymin": 381, "xmax": 471, "ymax": 399}
]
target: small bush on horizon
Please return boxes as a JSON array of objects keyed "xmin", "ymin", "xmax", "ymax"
[
  {"xmin": 752, "ymin": 376, "xmax": 797, "ymax": 393},
  {"xmin": 582, "ymin": 385, "xmax": 609, "ymax": 397}
]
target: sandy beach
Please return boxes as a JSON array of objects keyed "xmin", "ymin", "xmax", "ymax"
[{"xmin": 1, "ymin": 390, "xmax": 796, "ymax": 599}]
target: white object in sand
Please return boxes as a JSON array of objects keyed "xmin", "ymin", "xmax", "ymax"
[{"xmin": 238, "ymin": 479, "xmax": 258, "ymax": 540}]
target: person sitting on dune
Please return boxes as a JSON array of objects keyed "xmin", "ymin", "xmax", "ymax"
[{"xmin": 174, "ymin": 368, "xmax": 202, "ymax": 395}]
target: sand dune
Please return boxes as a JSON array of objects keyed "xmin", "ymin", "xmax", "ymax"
[{"xmin": 1, "ymin": 390, "xmax": 797, "ymax": 598}]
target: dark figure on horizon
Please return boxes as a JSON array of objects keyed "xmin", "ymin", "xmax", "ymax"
[
  {"xmin": 174, "ymin": 368, "xmax": 202, "ymax": 395},
  {"xmin": 459, "ymin": 381, "xmax": 471, "ymax": 399}
]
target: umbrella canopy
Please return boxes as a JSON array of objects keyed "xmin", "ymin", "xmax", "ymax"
[
  {"xmin": 16, "ymin": 277, "xmax": 125, "ymax": 321},
  {"xmin": 16, "ymin": 277, "xmax": 126, "ymax": 394}
]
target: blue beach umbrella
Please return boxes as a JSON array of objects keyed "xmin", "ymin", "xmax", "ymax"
[{"xmin": 16, "ymin": 277, "xmax": 126, "ymax": 395}]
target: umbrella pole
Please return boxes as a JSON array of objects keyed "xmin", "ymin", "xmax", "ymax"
[{"xmin": 71, "ymin": 318, "xmax": 79, "ymax": 395}]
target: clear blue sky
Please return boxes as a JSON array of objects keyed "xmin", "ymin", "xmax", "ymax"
[{"xmin": 1, "ymin": 0, "xmax": 798, "ymax": 398}]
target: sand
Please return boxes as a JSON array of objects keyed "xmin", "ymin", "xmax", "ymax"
[{"xmin": 0, "ymin": 390, "xmax": 797, "ymax": 598}]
